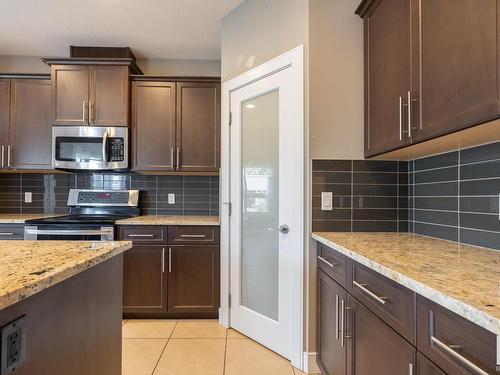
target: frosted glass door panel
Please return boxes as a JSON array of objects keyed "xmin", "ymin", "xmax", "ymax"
[{"xmin": 240, "ymin": 90, "xmax": 279, "ymax": 321}]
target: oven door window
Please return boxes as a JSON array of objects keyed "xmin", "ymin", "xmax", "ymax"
[{"xmin": 55, "ymin": 137, "xmax": 104, "ymax": 162}]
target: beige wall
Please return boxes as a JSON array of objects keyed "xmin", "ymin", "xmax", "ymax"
[
  {"xmin": 0, "ymin": 55, "xmax": 220, "ymax": 76},
  {"xmin": 221, "ymin": 0, "xmax": 309, "ymax": 82},
  {"xmin": 309, "ymin": 0, "xmax": 364, "ymax": 160}
]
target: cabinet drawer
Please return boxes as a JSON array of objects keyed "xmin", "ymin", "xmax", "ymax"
[
  {"xmin": 317, "ymin": 243, "xmax": 347, "ymax": 288},
  {"xmin": 417, "ymin": 353, "xmax": 446, "ymax": 375},
  {"xmin": 0, "ymin": 224, "xmax": 25, "ymax": 240},
  {"xmin": 168, "ymin": 226, "xmax": 219, "ymax": 245},
  {"xmin": 417, "ymin": 295, "xmax": 497, "ymax": 375},
  {"xmin": 118, "ymin": 226, "xmax": 167, "ymax": 244},
  {"xmin": 348, "ymin": 261, "xmax": 415, "ymax": 343}
]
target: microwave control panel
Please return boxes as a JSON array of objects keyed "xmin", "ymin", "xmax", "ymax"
[{"xmin": 109, "ymin": 138, "xmax": 125, "ymax": 162}]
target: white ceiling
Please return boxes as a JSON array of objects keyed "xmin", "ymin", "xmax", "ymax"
[{"xmin": 0, "ymin": 0, "xmax": 243, "ymax": 60}]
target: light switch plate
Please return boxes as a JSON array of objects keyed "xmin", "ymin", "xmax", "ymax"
[
  {"xmin": 321, "ymin": 192, "xmax": 333, "ymax": 211},
  {"xmin": 168, "ymin": 193, "xmax": 175, "ymax": 204},
  {"xmin": 24, "ymin": 192, "xmax": 32, "ymax": 203}
]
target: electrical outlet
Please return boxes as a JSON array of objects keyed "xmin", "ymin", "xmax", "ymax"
[
  {"xmin": 168, "ymin": 193, "xmax": 175, "ymax": 204},
  {"xmin": 24, "ymin": 192, "xmax": 32, "ymax": 203},
  {"xmin": 321, "ymin": 192, "xmax": 333, "ymax": 211},
  {"xmin": 1, "ymin": 316, "xmax": 26, "ymax": 374}
]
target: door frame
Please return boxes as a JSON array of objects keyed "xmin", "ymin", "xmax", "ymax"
[{"xmin": 220, "ymin": 45, "xmax": 305, "ymax": 369}]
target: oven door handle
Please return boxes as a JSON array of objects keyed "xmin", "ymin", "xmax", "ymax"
[
  {"xmin": 24, "ymin": 228, "xmax": 114, "ymax": 236},
  {"xmin": 102, "ymin": 131, "xmax": 109, "ymax": 164}
]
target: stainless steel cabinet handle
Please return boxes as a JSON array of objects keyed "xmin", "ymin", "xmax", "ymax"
[
  {"xmin": 430, "ymin": 336, "xmax": 489, "ymax": 375},
  {"xmin": 408, "ymin": 363, "xmax": 414, "ymax": 375},
  {"xmin": 89, "ymin": 101, "xmax": 94, "ymax": 124},
  {"xmin": 162, "ymin": 248, "xmax": 165, "ymax": 273},
  {"xmin": 0, "ymin": 232, "xmax": 14, "ymax": 236},
  {"xmin": 399, "ymin": 96, "xmax": 403, "ymax": 141},
  {"xmin": 407, "ymin": 90, "xmax": 412, "ymax": 138},
  {"xmin": 168, "ymin": 247, "xmax": 172, "ymax": 273},
  {"xmin": 317, "ymin": 256, "xmax": 335, "ymax": 269},
  {"xmin": 335, "ymin": 294, "xmax": 340, "ymax": 340},
  {"xmin": 24, "ymin": 228, "xmax": 111, "ymax": 235},
  {"xmin": 180, "ymin": 234, "xmax": 206, "ymax": 238},
  {"xmin": 1, "ymin": 145, "xmax": 4, "ymax": 168},
  {"xmin": 7, "ymin": 145, "xmax": 11, "ymax": 167},
  {"xmin": 340, "ymin": 299, "xmax": 345, "ymax": 347},
  {"xmin": 353, "ymin": 280, "xmax": 388, "ymax": 305},
  {"xmin": 176, "ymin": 148, "xmax": 180, "ymax": 170},
  {"xmin": 128, "ymin": 234, "xmax": 155, "ymax": 238},
  {"xmin": 171, "ymin": 148, "xmax": 174, "ymax": 170}
]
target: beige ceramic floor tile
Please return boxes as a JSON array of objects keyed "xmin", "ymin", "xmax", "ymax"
[
  {"xmin": 153, "ymin": 338, "xmax": 225, "ymax": 375},
  {"xmin": 225, "ymin": 339, "xmax": 295, "ymax": 375},
  {"xmin": 171, "ymin": 320, "xmax": 227, "ymax": 338},
  {"xmin": 122, "ymin": 338, "xmax": 167, "ymax": 375},
  {"xmin": 123, "ymin": 320, "xmax": 177, "ymax": 339},
  {"xmin": 227, "ymin": 328, "xmax": 247, "ymax": 338}
]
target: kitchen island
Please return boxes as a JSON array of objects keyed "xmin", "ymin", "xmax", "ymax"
[{"xmin": 0, "ymin": 240, "xmax": 132, "ymax": 375}]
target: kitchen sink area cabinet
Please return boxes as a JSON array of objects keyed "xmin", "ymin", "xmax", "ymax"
[
  {"xmin": 0, "ymin": 75, "xmax": 52, "ymax": 170},
  {"xmin": 49, "ymin": 63, "xmax": 129, "ymax": 126},
  {"xmin": 357, "ymin": 0, "xmax": 500, "ymax": 157},
  {"xmin": 118, "ymin": 224, "xmax": 220, "ymax": 318}
]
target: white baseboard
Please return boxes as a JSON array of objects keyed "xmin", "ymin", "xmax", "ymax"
[{"xmin": 302, "ymin": 352, "xmax": 321, "ymax": 374}]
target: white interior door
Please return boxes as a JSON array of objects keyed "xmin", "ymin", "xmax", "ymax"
[{"xmin": 229, "ymin": 60, "xmax": 303, "ymax": 360}]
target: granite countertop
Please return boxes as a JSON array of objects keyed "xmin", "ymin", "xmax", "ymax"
[
  {"xmin": 116, "ymin": 215, "xmax": 220, "ymax": 226},
  {"xmin": 0, "ymin": 214, "xmax": 62, "ymax": 224},
  {"xmin": 312, "ymin": 232, "xmax": 500, "ymax": 335},
  {"xmin": 0, "ymin": 240, "xmax": 132, "ymax": 310}
]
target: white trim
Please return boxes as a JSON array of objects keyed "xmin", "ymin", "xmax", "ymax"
[
  {"xmin": 220, "ymin": 45, "xmax": 305, "ymax": 370},
  {"xmin": 303, "ymin": 352, "xmax": 321, "ymax": 374}
]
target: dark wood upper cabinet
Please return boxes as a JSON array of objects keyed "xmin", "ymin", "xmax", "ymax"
[
  {"xmin": 317, "ymin": 270, "xmax": 347, "ymax": 375},
  {"xmin": 176, "ymin": 82, "xmax": 220, "ymax": 172},
  {"xmin": 131, "ymin": 81, "xmax": 176, "ymax": 171},
  {"xmin": 0, "ymin": 79, "xmax": 10, "ymax": 160},
  {"xmin": 167, "ymin": 245, "xmax": 220, "ymax": 313},
  {"xmin": 357, "ymin": 0, "xmax": 500, "ymax": 157},
  {"xmin": 363, "ymin": 0, "xmax": 412, "ymax": 156},
  {"xmin": 10, "ymin": 79, "xmax": 52, "ymax": 169},
  {"xmin": 348, "ymin": 296, "xmax": 415, "ymax": 375},
  {"xmin": 415, "ymin": 0, "xmax": 500, "ymax": 141},
  {"xmin": 51, "ymin": 64, "xmax": 129, "ymax": 126},
  {"xmin": 51, "ymin": 65, "xmax": 89, "ymax": 125},
  {"xmin": 122, "ymin": 245, "xmax": 167, "ymax": 314}
]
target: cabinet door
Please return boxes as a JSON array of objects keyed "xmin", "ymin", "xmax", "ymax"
[
  {"xmin": 52, "ymin": 65, "xmax": 89, "ymax": 125},
  {"xmin": 415, "ymin": 0, "xmax": 500, "ymax": 141},
  {"xmin": 417, "ymin": 353, "xmax": 446, "ymax": 375},
  {"xmin": 0, "ymin": 79, "xmax": 9, "ymax": 164},
  {"xmin": 317, "ymin": 270, "xmax": 347, "ymax": 375},
  {"xmin": 167, "ymin": 245, "xmax": 219, "ymax": 313},
  {"xmin": 90, "ymin": 66, "xmax": 129, "ymax": 126},
  {"xmin": 364, "ymin": 0, "xmax": 412, "ymax": 157},
  {"xmin": 131, "ymin": 81, "xmax": 176, "ymax": 171},
  {"xmin": 10, "ymin": 79, "xmax": 52, "ymax": 169},
  {"xmin": 176, "ymin": 82, "xmax": 220, "ymax": 172},
  {"xmin": 122, "ymin": 245, "xmax": 167, "ymax": 314},
  {"xmin": 349, "ymin": 297, "xmax": 415, "ymax": 375}
]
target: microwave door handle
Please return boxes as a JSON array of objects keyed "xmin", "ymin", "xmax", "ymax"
[{"xmin": 102, "ymin": 131, "xmax": 109, "ymax": 163}]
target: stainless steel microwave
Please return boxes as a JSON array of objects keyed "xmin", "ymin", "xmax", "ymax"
[{"xmin": 52, "ymin": 126, "xmax": 129, "ymax": 171}]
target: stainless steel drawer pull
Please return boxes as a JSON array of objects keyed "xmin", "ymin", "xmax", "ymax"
[
  {"xmin": 180, "ymin": 234, "xmax": 206, "ymax": 238},
  {"xmin": 168, "ymin": 247, "xmax": 172, "ymax": 273},
  {"xmin": 0, "ymin": 232, "xmax": 14, "ymax": 236},
  {"xmin": 335, "ymin": 294, "xmax": 340, "ymax": 340},
  {"xmin": 128, "ymin": 234, "xmax": 155, "ymax": 238},
  {"xmin": 317, "ymin": 256, "xmax": 335, "ymax": 269},
  {"xmin": 161, "ymin": 248, "xmax": 165, "ymax": 273},
  {"xmin": 430, "ymin": 336, "xmax": 489, "ymax": 375},
  {"xmin": 340, "ymin": 299, "xmax": 345, "ymax": 347},
  {"xmin": 353, "ymin": 280, "xmax": 388, "ymax": 305},
  {"xmin": 1, "ymin": 145, "xmax": 4, "ymax": 168}
]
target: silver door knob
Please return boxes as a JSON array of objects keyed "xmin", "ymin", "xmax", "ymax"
[{"xmin": 279, "ymin": 225, "xmax": 289, "ymax": 234}]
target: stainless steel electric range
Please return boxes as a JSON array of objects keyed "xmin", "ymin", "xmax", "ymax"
[{"xmin": 24, "ymin": 189, "xmax": 140, "ymax": 241}]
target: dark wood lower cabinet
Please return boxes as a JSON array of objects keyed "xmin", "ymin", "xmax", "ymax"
[
  {"xmin": 168, "ymin": 245, "xmax": 219, "ymax": 314},
  {"xmin": 317, "ymin": 270, "xmax": 347, "ymax": 375},
  {"xmin": 418, "ymin": 353, "xmax": 446, "ymax": 375},
  {"xmin": 348, "ymin": 297, "xmax": 415, "ymax": 375},
  {"xmin": 122, "ymin": 245, "xmax": 166, "ymax": 314}
]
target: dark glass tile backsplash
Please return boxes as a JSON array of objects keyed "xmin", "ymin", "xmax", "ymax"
[
  {"xmin": 0, "ymin": 173, "xmax": 219, "ymax": 217},
  {"xmin": 312, "ymin": 160, "xmax": 409, "ymax": 233},
  {"xmin": 408, "ymin": 141, "xmax": 500, "ymax": 250}
]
